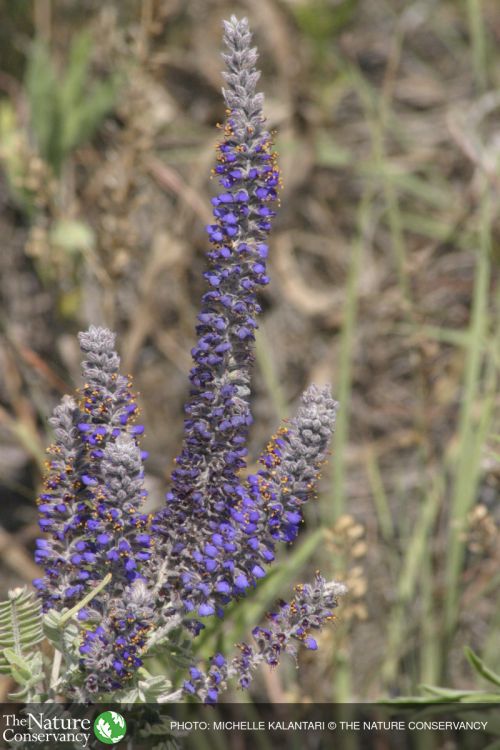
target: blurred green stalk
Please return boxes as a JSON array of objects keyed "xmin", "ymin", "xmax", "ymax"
[
  {"xmin": 254, "ymin": 323, "xmax": 288, "ymax": 420},
  {"xmin": 382, "ymin": 476, "xmax": 443, "ymax": 687},
  {"xmin": 467, "ymin": 0, "xmax": 488, "ymax": 90},
  {"xmin": 327, "ymin": 193, "xmax": 372, "ymax": 706},
  {"xmin": 330, "ymin": 192, "xmax": 370, "ymax": 521},
  {"xmin": 444, "ymin": 178, "xmax": 492, "ymax": 646}
]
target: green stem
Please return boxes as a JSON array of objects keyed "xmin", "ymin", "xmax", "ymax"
[
  {"xmin": 330, "ymin": 193, "xmax": 369, "ymax": 520},
  {"xmin": 50, "ymin": 648, "xmax": 62, "ymax": 691},
  {"xmin": 58, "ymin": 572, "xmax": 112, "ymax": 627},
  {"xmin": 444, "ymin": 182, "xmax": 491, "ymax": 640},
  {"xmin": 467, "ymin": 0, "xmax": 488, "ymax": 90},
  {"xmin": 382, "ymin": 476, "xmax": 443, "ymax": 686}
]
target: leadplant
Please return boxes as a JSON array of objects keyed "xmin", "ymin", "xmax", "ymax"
[{"xmin": 0, "ymin": 16, "xmax": 344, "ymax": 704}]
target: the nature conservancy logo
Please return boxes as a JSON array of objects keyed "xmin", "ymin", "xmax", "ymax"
[
  {"xmin": 93, "ymin": 711, "xmax": 127, "ymax": 744},
  {"xmin": 2, "ymin": 709, "xmax": 128, "ymax": 746},
  {"xmin": 2, "ymin": 711, "xmax": 92, "ymax": 746}
]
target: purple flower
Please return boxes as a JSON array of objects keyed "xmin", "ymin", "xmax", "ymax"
[{"xmin": 304, "ymin": 637, "xmax": 318, "ymax": 650}]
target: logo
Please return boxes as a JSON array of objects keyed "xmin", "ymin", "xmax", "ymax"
[{"xmin": 93, "ymin": 711, "xmax": 127, "ymax": 745}]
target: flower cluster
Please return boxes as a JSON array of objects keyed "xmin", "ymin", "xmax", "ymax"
[
  {"xmin": 33, "ymin": 327, "xmax": 155, "ymax": 692},
  {"xmin": 34, "ymin": 327, "xmax": 151, "ymax": 612},
  {"xmin": 153, "ymin": 383, "xmax": 338, "ymax": 625},
  {"xmin": 31, "ymin": 15, "xmax": 345, "ymax": 702},
  {"xmin": 249, "ymin": 384, "xmax": 339, "ymax": 546},
  {"xmin": 183, "ymin": 575, "xmax": 347, "ymax": 703},
  {"xmin": 78, "ymin": 580, "xmax": 155, "ymax": 695}
]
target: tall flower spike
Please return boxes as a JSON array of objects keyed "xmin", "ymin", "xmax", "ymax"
[
  {"xmin": 154, "ymin": 16, "xmax": 281, "ymax": 615},
  {"xmin": 153, "ymin": 386, "xmax": 339, "ymax": 623},
  {"xmin": 152, "ymin": 21, "xmax": 341, "ymax": 628},
  {"xmin": 171, "ymin": 14, "xmax": 278, "ymax": 511},
  {"xmin": 34, "ymin": 327, "xmax": 151, "ymax": 615}
]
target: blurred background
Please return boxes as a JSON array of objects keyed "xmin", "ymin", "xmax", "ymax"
[{"xmin": 0, "ymin": 0, "xmax": 499, "ymax": 703}]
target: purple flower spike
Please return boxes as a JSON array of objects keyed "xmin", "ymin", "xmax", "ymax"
[
  {"xmin": 184, "ymin": 575, "xmax": 346, "ymax": 703},
  {"xmin": 33, "ymin": 327, "xmax": 154, "ymax": 694},
  {"xmin": 153, "ymin": 13, "xmax": 283, "ymax": 618},
  {"xmin": 34, "ymin": 328, "xmax": 150, "ymax": 617}
]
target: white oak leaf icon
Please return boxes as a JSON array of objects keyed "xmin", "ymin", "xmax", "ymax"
[{"xmin": 97, "ymin": 718, "xmax": 112, "ymax": 739}]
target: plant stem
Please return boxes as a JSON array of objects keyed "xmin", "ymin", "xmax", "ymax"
[
  {"xmin": 444, "ymin": 180, "xmax": 491, "ymax": 642},
  {"xmin": 50, "ymin": 648, "xmax": 62, "ymax": 690},
  {"xmin": 58, "ymin": 572, "xmax": 112, "ymax": 627}
]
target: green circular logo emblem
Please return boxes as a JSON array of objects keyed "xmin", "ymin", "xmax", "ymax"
[{"xmin": 93, "ymin": 711, "xmax": 127, "ymax": 745}]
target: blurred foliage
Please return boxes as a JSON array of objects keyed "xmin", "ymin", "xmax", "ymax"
[
  {"xmin": 0, "ymin": 101, "xmax": 33, "ymax": 213},
  {"xmin": 25, "ymin": 31, "xmax": 120, "ymax": 174},
  {"xmin": 0, "ymin": 0, "xmax": 33, "ymax": 78},
  {"xmin": 292, "ymin": 0, "xmax": 358, "ymax": 42},
  {"xmin": 389, "ymin": 647, "xmax": 500, "ymax": 704}
]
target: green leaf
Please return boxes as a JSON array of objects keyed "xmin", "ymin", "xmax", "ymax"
[
  {"xmin": 384, "ymin": 684, "xmax": 500, "ymax": 705},
  {"xmin": 25, "ymin": 33, "xmax": 120, "ymax": 173},
  {"xmin": 0, "ymin": 588, "xmax": 43, "ymax": 675},
  {"xmin": 42, "ymin": 609, "xmax": 65, "ymax": 649},
  {"xmin": 25, "ymin": 40, "xmax": 61, "ymax": 168},
  {"xmin": 460, "ymin": 694, "xmax": 500, "ymax": 703},
  {"xmin": 2, "ymin": 648, "xmax": 32, "ymax": 680},
  {"xmin": 104, "ymin": 673, "xmax": 175, "ymax": 704},
  {"xmin": 59, "ymin": 31, "xmax": 93, "ymax": 115},
  {"xmin": 382, "ymin": 696, "xmax": 452, "ymax": 704},
  {"xmin": 6, "ymin": 651, "xmax": 44, "ymax": 700},
  {"xmin": 465, "ymin": 647, "xmax": 500, "ymax": 688},
  {"xmin": 61, "ymin": 76, "xmax": 119, "ymax": 156},
  {"xmin": 420, "ymin": 684, "xmax": 482, "ymax": 699}
]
